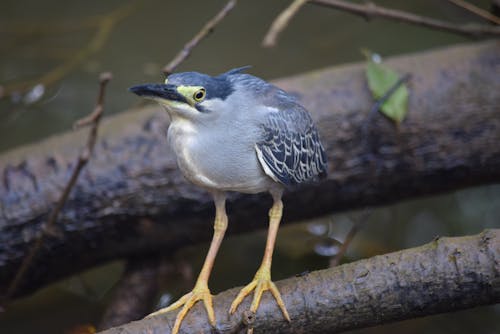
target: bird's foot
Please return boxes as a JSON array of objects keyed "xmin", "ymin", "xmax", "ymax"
[
  {"xmin": 229, "ymin": 265, "xmax": 290, "ymax": 321},
  {"xmin": 146, "ymin": 281, "xmax": 215, "ymax": 334}
]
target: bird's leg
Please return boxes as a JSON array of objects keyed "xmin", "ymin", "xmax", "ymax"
[
  {"xmin": 229, "ymin": 190, "xmax": 291, "ymax": 321},
  {"xmin": 147, "ymin": 192, "xmax": 227, "ymax": 334}
]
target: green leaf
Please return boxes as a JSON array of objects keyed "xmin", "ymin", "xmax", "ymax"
[{"xmin": 365, "ymin": 55, "xmax": 409, "ymax": 124}]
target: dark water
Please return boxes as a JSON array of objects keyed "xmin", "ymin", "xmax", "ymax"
[{"xmin": 0, "ymin": 0, "xmax": 499, "ymax": 333}]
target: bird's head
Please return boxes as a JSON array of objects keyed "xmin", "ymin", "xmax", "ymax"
[{"xmin": 129, "ymin": 66, "xmax": 253, "ymax": 122}]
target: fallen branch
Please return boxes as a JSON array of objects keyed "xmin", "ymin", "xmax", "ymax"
[
  {"xmin": 311, "ymin": 0, "xmax": 500, "ymax": 37},
  {"xmin": 1, "ymin": 41, "xmax": 499, "ymax": 299},
  {"xmin": 98, "ymin": 229, "xmax": 500, "ymax": 334},
  {"xmin": 162, "ymin": 0, "xmax": 237, "ymax": 75}
]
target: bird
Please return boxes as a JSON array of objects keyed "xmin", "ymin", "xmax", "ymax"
[{"xmin": 129, "ymin": 66, "xmax": 327, "ymax": 333}]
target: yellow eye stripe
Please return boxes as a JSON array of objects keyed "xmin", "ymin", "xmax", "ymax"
[{"xmin": 177, "ymin": 85, "xmax": 206, "ymax": 103}]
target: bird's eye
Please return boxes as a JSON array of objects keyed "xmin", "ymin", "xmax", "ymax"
[{"xmin": 193, "ymin": 88, "xmax": 206, "ymax": 102}]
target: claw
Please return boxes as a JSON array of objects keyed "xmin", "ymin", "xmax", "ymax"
[
  {"xmin": 229, "ymin": 266, "xmax": 290, "ymax": 322},
  {"xmin": 146, "ymin": 282, "xmax": 215, "ymax": 334}
]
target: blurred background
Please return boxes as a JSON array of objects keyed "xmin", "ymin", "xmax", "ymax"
[{"xmin": 0, "ymin": 0, "xmax": 499, "ymax": 333}]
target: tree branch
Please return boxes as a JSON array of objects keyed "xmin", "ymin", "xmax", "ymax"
[
  {"xmin": 1, "ymin": 41, "xmax": 499, "ymax": 299},
  {"xmin": 162, "ymin": 0, "xmax": 237, "ymax": 75},
  {"xmin": 446, "ymin": 0, "xmax": 500, "ymax": 25},
  {"xmin": 311, "ymin": 0, "xmax": 500, "ymax": 37},
  {"xmin": 98, "ymin": 229, "xmax": 500, "ymax": 334},
  {"xmin": 263, "ymin": 0, "xmax": 500, "ymax": 50},
  {"xmin": 262, "ymin": 0, "xmax": 309, "ymax": 47}
]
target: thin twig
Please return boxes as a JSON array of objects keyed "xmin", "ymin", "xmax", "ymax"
[
  {"xmin": 446, "ymin": 0, "xmax": 500, "ymax": 25},
  {"xmin": 262, "ymin": 0, "xmax": 309, "ymax": 47},
  {"xmin": 162, "ymin": 0, "xmax": 237, "ymax": 76},
  {"xmin": 330, "ymin": 209, "xmax": 371, "ymax": 267},
  {"xmin": 3, "ymin": 72, "xmax": 112, "ymax": 302},
  {"xmin": 310, "ymin": 0, "xmax": 500, "ymax": 37},
  {"xmin": 73, "ymin": 73, "xmax": 111, "ymax": 129}
]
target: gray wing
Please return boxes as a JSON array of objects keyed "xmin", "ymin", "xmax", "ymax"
[{"xmin": 255, "ymin": 104, "xmax": 328, "ymax": 186}]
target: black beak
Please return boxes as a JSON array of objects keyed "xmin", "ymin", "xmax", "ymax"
[{"xmin": 128, "ymin": 83, "xmax": 187, "ymax": 103}]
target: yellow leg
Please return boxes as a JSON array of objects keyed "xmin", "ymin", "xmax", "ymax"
[
  {"xmin": 229, "ymin": 191, "xmax": 291, "ymax": 322},
  {"xmin": 147, "ymin": 192, "xmax": 227, "ymax": 334}
]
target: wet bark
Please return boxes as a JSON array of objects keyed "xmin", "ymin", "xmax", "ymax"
[
  {"xmin": 1, "ymin": 41, "xmax": 500, "ymax": 299},
  {"xmin": 98, "ymin": 229, "xmax": 500, "ymax": 334}
]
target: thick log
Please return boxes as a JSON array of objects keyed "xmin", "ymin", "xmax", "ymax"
[
  {"xmin": 99, "ymin": 229, "xmax": 500, "ymax": 334},
  {"xmin": 1, "ymin": 41, "xmax": 499, "ymax": 299}
]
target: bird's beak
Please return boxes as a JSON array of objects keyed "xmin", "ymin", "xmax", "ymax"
[{"xmin": 129, "ymin": 83, "xmax": 187, "ymax": 104}]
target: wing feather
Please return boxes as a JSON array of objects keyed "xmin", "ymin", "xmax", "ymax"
[{"xmin": 255, "ymin": 105, "xmax": 328, "ymax": 186}]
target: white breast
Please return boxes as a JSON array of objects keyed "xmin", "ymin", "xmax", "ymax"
[
  {"xmin": 167, "ymin": 120, "xmax": 220, "ymax": 189},
  {"xmin": 167, "ymin": 118, "xmax": 272, "ymax": 193}
]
